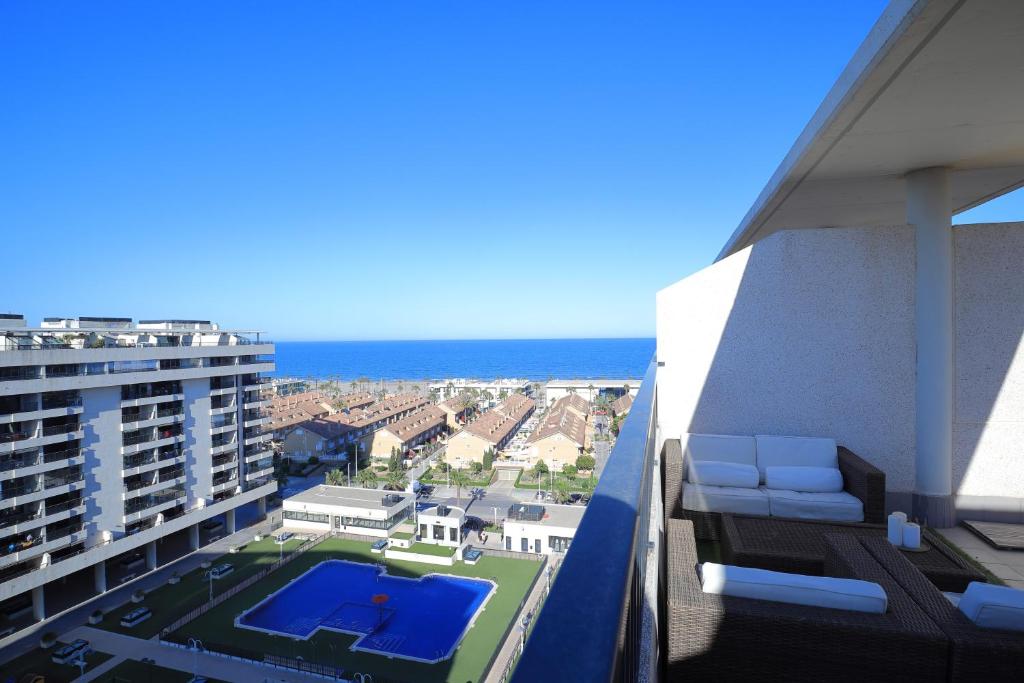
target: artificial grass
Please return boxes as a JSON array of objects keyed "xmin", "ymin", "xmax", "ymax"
[
  {"xmin": 420, "ymin": 467, "xmax": 495, "ymax": 487},
  {"xmin": 514, "ymin": 469, "xmax": 595, "ymax": 493},
  {"xmin": 91, "ymin": 658, "xmax": 227, "ymax": 683},
  {"xmin": 1, "ymin": 642, "xmax": 113, "ymax": 683},
  {"xmin": 402, "ymin": 542, "xmax": 457, "ymax": 557},
  {"xmin": 97, "ymin": 536, "xmax": 302, "ymax": 639},
  {"xmin": 390, "ymin": 530, "xmax": 414, "ymax": 540},
  {"xmin": 171, "ymin": 537, "xmax": 542, "ymax": 683}
]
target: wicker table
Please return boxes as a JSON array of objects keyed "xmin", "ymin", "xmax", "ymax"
[{"xmin": 721, "ymin": 514, "xmax": 985, "ymax": 592}]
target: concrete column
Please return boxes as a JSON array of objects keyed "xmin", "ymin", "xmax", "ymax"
[
  {"xmin": 225, "ymin": 508, "xmax": 237, "ymax": 534},
  {"xmin": 257, "ymin": 496, "xmax": 267, "ymax": 517},
  {"xmin": 145, "ymin": 540, "xmax": 157, "ymax": 570},
  {"xmin": 189, "ymin": 523, "xmax": 200, "ymax": 551},
  {"xmin": 94, "ymin": 562, "xmax": 107, "ymax": 594},
  {"xmin": 907, "ymin": 167, "xmax": 955, "ymax": 526},
  {"xmin": 32, "ymin": 585, "xmax": 45, "ymax": 621}
]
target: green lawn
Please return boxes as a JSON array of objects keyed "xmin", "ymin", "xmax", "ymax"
[
  {"xmin": 420, "ymin": 467, "xmax": 495, "ymax": 487},
  {"xmin": 96, "ymin": 536, "xmax": 302, "ymax": 639},
  {"xmin": 1, "ymin": 642, "xmax": 113, "ymax": 683},
  {"xmin": 171, "ymin": 537, "xmax": 541, "ymax": 683},
  {"xmin": 402, "ymin": 542, "xmax": 456, "ymax": 557},
  {"xmin": 91, "ymin": 659, "xmax": 227, "ymax": 683},
  {"xmin": 390, "ymin": 530, "xmax": 414, "ymax": 540},
  {"xmin": 514, "ymin": 470, "xmax": 595, "ymax": 492}
]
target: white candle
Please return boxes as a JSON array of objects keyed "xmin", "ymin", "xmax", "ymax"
[
  {"xmin": 903, "ymin": 522, "xmax": 921, "ymax": 549},
  {"xmin": 887, "ymin": 513, "xmax": 904, "ymax": 545},
  {"xmin": 892, "ymin": 511, "xmax": 907, "ymax": 523}
]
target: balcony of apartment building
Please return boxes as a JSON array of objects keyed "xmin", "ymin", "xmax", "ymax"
[
  {"xmin": 242, "ymin": 408, "xmax": 269, "ymax": 429},
  {"xmin": 121, "ymin": 423, "xmax": 184, "ymax": 455},
  {"xmin": 122, "ymin": 485, "xmax": 186, "ymax": 525},
  {"xmin": 0, "ymin": 391, "xmax": 82, "ymax": 426},
  {"xmin": 209, "ymin": 394, "xmax": 237, "ymax": 415},
  {"xmin": 209, "ymin": 412, "xmax": 237, "ymax": 435},
  {"xmin": 211, "ymin": 450, "xmax": 238, "ymax": 474},
  {"xmin": 242, "ymin": 389, "xmax": 271, "ymax": 409},
  {"xmin": 240, "ymin": 375, "xmax": 271, "ymax": 393},
  {"xmin": 120, "ymin": 380, "xmax": 184, "ymax": 408},
  {"xmin": 205, "ymin": 355, "xmax": 238, "ymax": 369},
  {"xmin": 120, "ymin": 400, "xmax": 184, "ymax": 431},
  {"xmin": 210, "ymin": 431, "xmax": 238, "ymax": 456},
  {"xmin": 0, "ymin": 445, "xmax": 84, "ymax": 483},
  {"xmin": 210, "ymin": 470, "xmax": 239, "ymax": 496},
  {"xmin": 244, "ymin": 457, "xmax": 274, "ymax": 484},
  {"xmin": 242, "ymin": 424, "xmax": 271, "ymax": 447},
  {"xmin": 209, "ymin": 376, "xmax": 236, "ymax": 396}
]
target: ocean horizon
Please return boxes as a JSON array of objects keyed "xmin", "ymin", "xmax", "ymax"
[{"xmin": 271, "ymin": 338, "xmax": 655, "ymax": 381}]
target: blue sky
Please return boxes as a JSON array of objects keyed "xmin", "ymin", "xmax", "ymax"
[{"xmin": 3, "ymin": 2, "xmax": 1021, "ymax": 340}]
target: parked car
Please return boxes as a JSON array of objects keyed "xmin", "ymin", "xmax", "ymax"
[
  {"xmin": 207, "ymin": 563, "xmax": 234, "ymax": 579},
  {"xmin": 51, "ymin": 639, "xmax": 92, "ymax": 664},
  {"xmin": 275, "ymin": 532, "xmax": 293, "ymax": 544},
  {"xmin": 120, "ymin": 607, "xmax": 152, "ymax": 628}
]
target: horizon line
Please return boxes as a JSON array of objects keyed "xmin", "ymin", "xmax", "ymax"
[{"xmin": 269, "ymin": 336, "xmax": 656, "ymax": 343}]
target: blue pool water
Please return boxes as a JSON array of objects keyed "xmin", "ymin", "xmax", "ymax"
[{"xmin": 235, "ymin": 560, "xmax": 494, "ymax": 663}]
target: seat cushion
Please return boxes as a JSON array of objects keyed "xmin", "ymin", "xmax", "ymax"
[
  {"xmin": 682, "ymin": 482, "xmax": 770, "ymax": 516},
  {"xmin": 958, "ymin": 581, "xmax": 1024, "ymax": 632},
  {"xmin": 755, "ymin": 435, "xmax": 838, "ymax": 482},
  {"xmin": 689, "ymin": 461, "xmax": 760, "ymax": 489},
  {"xmin": 764, "ymin": 466, "xmax": 844, "ymax": 493},
  {"xmin": 700, "ymin": 562, "xmax": 887, "ymax": 614},
  {"xmin": 683, "ymin": 433, "xmax": 756, "ymax": 468},
  {"xmin": 767, "ymin": 489, "xmax": 864, "ymax": 522}
]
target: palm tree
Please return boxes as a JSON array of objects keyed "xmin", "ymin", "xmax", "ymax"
[
  {"xmin": 385, "ymin": 470, "xmax": 409, "ymax": 492},
  {"xmin": 587, "ymin": 384, "xmax": 596, "ymax": 404},
  {"xmin": 350, "ymin": 380, "xmax": 357, "ymax": 391},
  {"xmin": 325, "ymin": 469, "xmax": 346, "ymax": 486},
  {"xmin": 356, "ymin": 468, "xmax": 378, "ymax": 488},
  {"xmin": 449, "ymin": 469, "xmax": 470, "ymax": 507}
]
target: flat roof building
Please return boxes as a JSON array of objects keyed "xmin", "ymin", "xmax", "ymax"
[
  {"xmin": 282, "ymin": 485, "xmax": 414, "ymax": 538},
  {"xmin": 503, "ymin": 503, "xmax": 585, "ymax": 555}
]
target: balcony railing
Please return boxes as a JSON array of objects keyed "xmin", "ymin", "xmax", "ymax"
[
  {"xmin": 514, "ymin": 359, "xmax": 658, "ymax": 683},
  {"xmin": 41, "ymin": 396, "xmax": 82, "ymax": 410},
  {"xmin": 44, "ymin": 471, "xmax": 84, "ymax": 489},
  {"xmin": 1, "ymin": 481, "xmax": 41, "ymax": 500},
  {"xmin": 123, "ymin": 452, "xmax": 156, "ymax": 469},
  {"xmin": 42, "ymin": 422, "xmax": 79, "ymax": 437},
  {"xmin": 1, "ymin": 337, "xmax": 269, "ymax": 351},
  {"xmin": 0, "ymin": 453, "xmax": 40, "ymax": 472},
  {"xmin": 44, "ymin": 448, "xmax": 80, "ymax": 464}
]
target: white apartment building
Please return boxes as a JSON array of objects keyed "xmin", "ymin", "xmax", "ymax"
[
  {"xmin": 430, "ymin": 378, "xmax": 533, "ymax": 405},
  {"xmin": 0, "ymin": 315, "xmax": 276, "ymax": 635}
]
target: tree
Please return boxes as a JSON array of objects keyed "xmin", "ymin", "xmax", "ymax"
[
  {"xmin": 587, "ymin": 384, "xmax": 596, "ymax": 404},
  {"xmin": 356, "ymin": 468, "xmax": 378, "ymax": 488},
  {"xmin": 498, "ymin": 389, "xmax": 508, "ymax": 400},
  {"xmin": 350, "ymin": 380, "xmax": 357, "ymax": 391},
  {"xmin": 553, "ymin": 477, "xmax": 572, "ymax": 504},
  {"xmin": 325, "ymin": 469, "xmax": 346, "ymax": 486},
  {"xmin": 482, "ymin": 447, "xmax": 494, "ymax": 471},
  {"xmin": 388, "ymin": 447, "xmax": 402, "ymax": 473},
  {"xmin": 532, "ymin": 459, "xmax": 549, "ymax": 476},
  {"xmin": 576, "ymin": 454, "xmax": 595, "ymax": 472},
  {"xmin": 274, "ymin": 453, "xmax": 289, "ymax": 490},
  {"xmin": 469, "ymin": 461, "xmax": 483, "ymax": 476},
  {"xmin": 562, "ymin": 464, "xmax": 578, "ymax": 479},
  {"xmin": 385, "ymin": 470, "xmax": 409, "ymax": 492},
  {"xmin": 449, "ymin": 469, "xmax": 470, "ymax": 507}
]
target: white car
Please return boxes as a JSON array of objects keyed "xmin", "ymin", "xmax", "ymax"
[{"xmin": 52, "ymin": 639, "xmax": 92, "ymax": 664}]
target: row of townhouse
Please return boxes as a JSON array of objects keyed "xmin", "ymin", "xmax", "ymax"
[
  {"xmin": 446, "ymin": 393, "xmax": 537, "ymax": 467},
  {"xmin": 526, "ymin": 394, "xmax": 591, "ymax": 471}
]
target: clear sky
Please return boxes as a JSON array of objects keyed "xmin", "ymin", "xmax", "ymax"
[{"xmin": 3, "ymin": 2, "xmax": 1021, "ymax": 340}]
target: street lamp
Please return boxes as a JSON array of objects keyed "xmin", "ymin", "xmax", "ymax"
[{"xmin": 188, "ymin": 638, "xmax": 204, "ymax": 679}]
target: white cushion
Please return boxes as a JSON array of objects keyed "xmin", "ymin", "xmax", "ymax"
[
  {"xmin": 683, "ymin": 433, "xmax": 756, "ymax": 468},
  {"xmin": 755, "ymin": 435, "xmax": 838, "ymax": 482},
  {"xmin": 764, "ymin": 466, "xmax": 844, "ymax": 493},
  {"xmin": 689, "ymin": 461, "xmax": 759, "ymax": 489},
  {"xmin": 957, "ymin": 581, "xmax": 1024, "ymax": 632},
  {"xmin": 700, "ymin": 562, "xmax": 887, "ymax": 614},
  {"xmin": 766, "ymin": 489, "xmax": 864, "ymax": 522},
  {"xmin": 682, "ymin": 482, "xmax": 769, "ymax": 516}
]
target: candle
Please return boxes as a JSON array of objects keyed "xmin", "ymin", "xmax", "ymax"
[
  {"xmin": 903, "ymin": 522, "xmax": 921, "ymax": 549},
  {"xmin": 892, "ymin": 511, "xmax": 907, "ymax": 523},
  {"xmin": 887, "ymin": 513, "xmax": 904, "ymax": 545}
]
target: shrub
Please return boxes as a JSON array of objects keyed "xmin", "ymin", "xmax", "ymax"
[
  {"xmin": 576, "ymin": 454, "xmax": 595, "ymax": 472},
  {"xmin": 533, "ymin": 459, "xmax": 549, "ymax": 476},
  {"xmin": 482, "ymin": 447, "xmax": 494, "ymax": 470},
  {"xmin": 469, "ymin": 461, "xmax": 484, "ymax": 476},
  {"xmin": 562, "ymin": 464, "xmax": 578, "ymax": 479}
]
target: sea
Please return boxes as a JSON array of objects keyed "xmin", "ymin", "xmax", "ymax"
[{"xmin": 271, "ymin": 338, "xmax": 654, "ymax": 381}]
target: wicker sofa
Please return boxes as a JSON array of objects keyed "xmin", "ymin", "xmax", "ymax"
[
  {"xmin": 665, "ymin": 518, "xmax": 949, "ymax": 681},
  {"xmin": 857, "ymin": 536, "xmax": 1024, "ymax": 682},
  {"xmin": 662, "ymin": 437, "xmax": 886, "ymax": 540}
]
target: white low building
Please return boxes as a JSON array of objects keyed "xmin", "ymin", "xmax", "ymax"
[
  {"xmin": 282, "ymin": 485, "xmax": 414, "ymax": 538},
  {"xmin": 415, "ymin": 503, "xmax": 464, "ymax": 548},
  {"xmin": 543, "ymin": 380, "xmax": 639, "ymax": 406},
  {"xmin": 502, "ymin": 503, "xmax": 585, "ymax": 555},
  {"xmin": 430, "ymin": 378, "xmax": 533, "ymax": 405}
]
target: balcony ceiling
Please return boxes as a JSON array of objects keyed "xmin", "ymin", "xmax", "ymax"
[{"xmin": 719, "ymin": 0, "xmax": 1024, "ymax": 259}]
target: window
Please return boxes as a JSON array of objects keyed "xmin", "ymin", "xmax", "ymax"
[
  {"xmin": 449, "ymin": 527, "xmax": 458, "ymax": 542},
  {"xmin": 505, "ymin": 536, "xmax": 511, "ymax": 550},
  {"xmin": 549, "ymin": 536, "xmax": 573, "ymax": 552},
  {"xmin": 283, "ymin": 510, "xmax": 329, "ymax": 524},
  {"xmin": 420, "ymin": 523, "xmax": 427, "ymax": 538},
  {"xmin": 433, "ymin": 524, "xmax": 445, "ymax": 541},
  {"xmin": 535, "ymin": 539, "xmax": 542, "ymax": 553},
  {"xmin": 521, "ymin": 537, "xmax": 528, "ymax": 552}
]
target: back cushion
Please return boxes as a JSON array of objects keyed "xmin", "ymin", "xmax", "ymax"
[
  {"xmin": 958, "ymin": 581, "xmax": 1024, "ymax": 632},
  {"xmin": 755, "ymin": 435, "xmax": 838, "ymax": 482},
  {"xmin": 689, "ymin": 461, "xmax": 760, "ymax": 489},
  {"xmin": 683, "ymin": 434, "xmax": 756, "ymax": 473},
  {"xmin": 764, "ymin": 466, "xmax": 844, "ymax": 493}
]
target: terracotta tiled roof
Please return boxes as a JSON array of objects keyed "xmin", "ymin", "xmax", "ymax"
[
  {"xmin": 528, "ymin": 394, "xmax": 589, "ymax": 446},
  {"xmin": 381, "ymin": 405, "xmax": 446, "ymax": 443},
  {"xmin": 462, "ymin": 393, "xmax": 536, "ymax": 444}
]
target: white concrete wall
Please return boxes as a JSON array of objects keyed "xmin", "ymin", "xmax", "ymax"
[
  {"xmin": 953, "ymin": 222, "xmax": 1024, "ymax": 501},
  {"xmin": 82, "ymin": 386, "xmax": 125, "ymax": 539},
  {"xmin": 656, "ymin": 225, "xmax": 917, "ymax": 492},
  {"xmin": 184, "ymin": 377, "xmax": 214, "ymax": 502}
]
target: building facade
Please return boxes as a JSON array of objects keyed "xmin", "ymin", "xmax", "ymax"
[
  {"xmin": 364, "ymin": 405, "xmax": 447, "ymax": 460},
  {"xmin": 502, "ymin": 503, "xmax": 584, "ymax": 555},
  {"xmin": 281, "ymin": 485, "xmax": 414, "ymax": 538},
  {"xmin": 0, "ymin": 316, "xmax": 276, "ymax": 632},
  {"xmin": 445, "ymin": 394, "xmax": 536, "ymax": 467}
]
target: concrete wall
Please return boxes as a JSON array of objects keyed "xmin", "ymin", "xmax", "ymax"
[
  {"xmin": 953, "ymin": 222, "xmax": 1024, "ymax": 503},
  {"xmin": 184, "ymin": 378, "xmax": 213, "ymax": 501},
  {"xmin": 656, "ymin": 225, "xmax": 918, "ymax": 492},
  {"xmin": 529, "ymin": 434, "xmax": 582, "ymax": 471},
  {"xmin": 82, "ymin": 386, "xmax": 125, "ymax": 539}
]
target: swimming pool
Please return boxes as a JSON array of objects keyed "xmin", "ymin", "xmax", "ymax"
[{"xmin": 234, "ymin": 560, "xmax": 495, "ymax": 663}]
